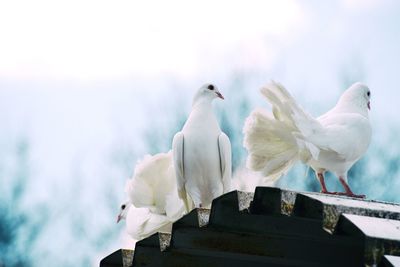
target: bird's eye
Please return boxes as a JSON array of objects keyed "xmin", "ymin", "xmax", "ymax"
[
  {"xmin": 367, "ymin": 91, "xmax": 370, "ymax": 97},
  {"xmin": 208, "ymin": 84, "xmax": 214, "ymax": 90},
  {"xmin": 121, "ymin": 204, "xmax": 126, "ymax": 210}
]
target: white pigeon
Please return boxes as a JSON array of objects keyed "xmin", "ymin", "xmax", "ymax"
[
  {"xmin": 116, "ymin": 202, "xmax": 172, "ymax": 240},
  {"xmin": 117, "ymin": 151, "xmax": 185, "ymax": 240},
  {"xmin": 243, "ymin": 81, "xmax": 371, "ymax": 198},
  {"xmin": 172, "ymin": 83, "xmax": 232, "ymax": 211}
]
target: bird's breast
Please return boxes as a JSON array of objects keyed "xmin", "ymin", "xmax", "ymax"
[{"xmin": 183, "ymin": 133, "xmax": 222, "ymax": 176}]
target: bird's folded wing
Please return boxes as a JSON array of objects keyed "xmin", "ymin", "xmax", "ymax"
[
  {"xmin": 141, "ymin": 214, "xmax": 171, "ymax": 239},
  {"xmin": 172, "ymin": 132, "xmax": 186, "ymax": 197},
  {"xmin": 315, "ymin": 113, "xmax": 371, "ymax": 158},
  {"xmin": 127, "ymin": 207, "xmax": 170, "ymax": 240},
  {"xmin": 165, "ymin": 190, "xmax": 186, "ymax": 221},
  {"xmin": 126, "ymin": 207, "xmax": 151, "ymax": 240},
  {"xmin": 218, "ymin": 133, "xmax": 232, "ymax": 193}
]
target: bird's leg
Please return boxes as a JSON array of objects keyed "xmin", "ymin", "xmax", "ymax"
[
  {"xmin": 338, "ymin": 176, "xmax": 366, "ymax": 199},
  {"xmin": 317, "ymin": 173, "xmax": 334, "ymax": 194}
]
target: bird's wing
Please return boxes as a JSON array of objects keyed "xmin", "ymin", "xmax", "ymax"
[
  {"xmin": 141, "ymin": 213, "xmax": 171, "ymax": 238},
  {"xmin": 165, "ymin": 189, "xmax": 186, "ymax": 221},
  {"xmin": 316, "ymin": 113, "xmax": 372, "ymax": 159},
  {"xmin": 126, "ymin": 207, "xmax": 170, "ymax": 240},
  {"xmin": 126, "ymin": 207, "xmax": 151, "ymax": 240},
  {"xmin": 218, "ymin": 133, "xmax": 232, "ymax": 193},
  {"xmin": 172, "ymin": 132, "xmax": 190, "ymax": 211}
]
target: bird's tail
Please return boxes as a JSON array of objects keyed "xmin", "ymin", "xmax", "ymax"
[
  {"xmin": 243, "ymin": 108, "xmax": 300, "ymax": 181},
  {"xmin": 243, "ymin": 81, "xmax": 320, "ymax": 181},
  {"xmin": 126, "ymin": 151, "xmax": 173, "ymax": 212}
]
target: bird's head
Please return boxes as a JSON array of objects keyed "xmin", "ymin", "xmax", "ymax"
[
  {"xmin": 116, "ymin": 201, "xmax": 131, "ymax": 223},
  {"xmin": 192, "ymin": 83, "xmax": 224, "ymax": 106},
  {"xmin": 337, "ymin": 82, "xmax": 371, "ymax": 114}
]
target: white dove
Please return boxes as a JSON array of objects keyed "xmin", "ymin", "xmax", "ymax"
[
  {"xmin": 172, "ymin": 83, "xmax": 232, "ymax": 211},
  {"xmin": 117, "ymin": 152, "xmax": 185, "ymax": 240},
  {"xmin": 243, "ymin": 81, "xmax": 371, "ymax": 198},
  {"xmin": 116, "ymin": 202, "xmax": 172, "ymax": 241}
]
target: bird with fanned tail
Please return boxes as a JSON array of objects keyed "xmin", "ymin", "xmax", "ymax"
[{"xmin": 243, "ymin": 81, "xmax": 371, "ymax": 198}]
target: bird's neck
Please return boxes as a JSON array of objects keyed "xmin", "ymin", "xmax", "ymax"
[
  {"xmin": 192, "ymin": 97, "xmax": 213, "ymax": 110},
  {"xmin": 184, "ymin": 99, "xmax": 219, "ymax": 131},
  {"xmin": 334, "ymin": 98, "xmax": 369, "ymax": 118}
]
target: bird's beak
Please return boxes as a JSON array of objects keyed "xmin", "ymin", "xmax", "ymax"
[
  {"xmin": 117, "ymin": 215, "xmax": 122, "ymax": 223},
  {"xmin": 368, "ymin": 101, "xmax": 370, "ymax": 110},
  {"xmin": 216, "ymin": 92, "xmax": 224, "ymax": 100}
]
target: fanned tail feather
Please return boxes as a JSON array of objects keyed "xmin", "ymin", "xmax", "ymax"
[
  {"xmin": 243, "ymin": 81, "xmax": 322, "ymax": 181},
  {"xmin": 243, "ymin": 109, "xmax": 299, "ymax": 181},
  {"xmin": 126, "ymin": 151, "xmax": 176, "ymax": 214}
]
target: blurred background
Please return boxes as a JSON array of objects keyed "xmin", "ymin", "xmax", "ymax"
[{"xmin": 1, "ymin": 0, "xmax": 399, "ymax": 266}]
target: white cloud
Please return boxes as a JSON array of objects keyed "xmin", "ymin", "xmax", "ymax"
[
  {"xmin": 341, "ymin": 0, "xmax": 391, "ymax": 10},
  {"xmin": 0, "ymin": 0, "xmax": 307, "ymax": 80}
]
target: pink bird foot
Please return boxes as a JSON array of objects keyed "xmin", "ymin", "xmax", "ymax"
[
  {"xmin": 320, "ymin": 190, "xmax": 338, "ymax": 195},
  {"xmin": 330, "ymin": 191, "xmax": 366, "ymax": 199},
  {"xmin": 337, "ymin": 177, "xmax": 366, "ymax": 199}
]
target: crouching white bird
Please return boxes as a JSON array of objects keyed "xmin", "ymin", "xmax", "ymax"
[
  {"xmin": 116, "ymin": 202, "xmax": 174, "ymax": 241},
  {"xmin": 172, "ymin": 83, "xmax": 232, "ymax": 211},
  {"xmin": 243, "ymin": 81, "xmax": 371, "ymax": 198},
  {"xmin": 117, "ymin": 152, "xmax": 185, "ymax": 240}
]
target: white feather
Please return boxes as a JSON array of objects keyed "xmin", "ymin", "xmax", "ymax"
[
  {"xmin": 121, "ymin": 151, "xmax": 186, "ymax": 241},
  {"xmin": 126, "ymin": 151, "xmax": 176, "ymax": 214},
  {"xmin": 125, "ymin": 205, "xmax": 172, "ymax": 240}
]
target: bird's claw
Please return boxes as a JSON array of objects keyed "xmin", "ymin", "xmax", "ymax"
[
  {"xmin": 346, "ymin": 193, "xmax": 366, "ymax": 199},
  {"xmin": 321, "ymin": 191, "xmax": 366, "ymax": 199},
  {"xmin": 334, "ymin": 192, "xmax": 366, "ymax": 199},
  {"xmin": 320, "ymin": 191, "xmax": 337, "ymax": 195}
]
